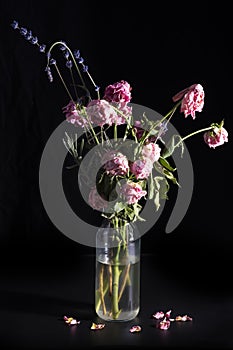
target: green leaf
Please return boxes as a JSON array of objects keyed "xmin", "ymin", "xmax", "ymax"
[
  {"xmin": 132, "ymin": 203, "xmax": 146, "ymax": 221},
  {"xmin": 148, "ymin": 173, "xmax": 154, "ymax": 200},
  {"xmin": 159, "ymin": 157, "xmax": 176, "ymax": 172},
  {"xmin": 162, "ymin": 134, "xmax": 183, "ymax": 158},
  {"xmin": 153, "ymin": 176, "xmax": 169, "ymax": 211},
  {"xmin": 114, "ymin": 201, "xmax": 126, "ymax": 213},
  {"xmin": 163, "ymin": 168, "xmax": 179, "ymax": 185}
]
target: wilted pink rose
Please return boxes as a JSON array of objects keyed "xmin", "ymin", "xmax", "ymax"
[
  {"xmin": 142, "ymin": 143, "xmax": 161, "ymax": 162},
  {"xmin": 102, "ymin": 150, "xmax": 129, "ymax": 176},
  {"xmin": 62, "ymin": 100, "xmax": 89, "ymax": 128},
  {"xmin": 121, "ymin": 181, "xmax": 147, "ymax": 205},
  {"xmin": 172, "ymin": 84, "xmax": 205, "ymax": 119},
  {"xmin": 86, "ymin": 99, "xmax": 117, "ymax": 127},
  {"xmin": 88, "ymin": 187, "xmax": 108, "ymax": 211},
  {"xmin": 130, "ymin": 158, "xmax": 153, "ymax": 179},
  {"xmin": 103, "ymin": 80, "xmax": 132, "ymax": 104},
  {"xmin": 204, "ymin": 126, "xmax": 228, "ymax": 148}
]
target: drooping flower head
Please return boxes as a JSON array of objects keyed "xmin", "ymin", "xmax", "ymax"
[
  {"xmin": 204, "ymin": 123, "xmax": 228, "ymax": 149},
  {"xmin": 172, "ymin": 83, "xmax": 205, "ymax": 119}
]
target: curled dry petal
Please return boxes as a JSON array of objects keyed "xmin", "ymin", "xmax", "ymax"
[
  {"xmin": 90, "ymin": 322, "xmax": 105, "ymax": 330},
  {"xmin": 63, "ymin": 315, "xmax": 80, "ymax": 325},
  {"xmin": 158, "ymin": 318, "xmax": 171, "ymax": 330},
  {"xmin": 129, "ymin": 325, "xmax": 142, "ymax": 333},
  {"xmin": 153, "ymin": 309, "xmax": 171, "ymax": 319},
  {"xmin": 152, "ymin": 311, "xmax": 165, "ymax": 319},
  {"xmin": 165, "ymin": 310, "xmax": 172, "ymax": 318},
  {"xmin": 175, "ymin": 315, "xmax": 193, "ymax": 321}
]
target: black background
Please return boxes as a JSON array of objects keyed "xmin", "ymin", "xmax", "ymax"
[
  {"xmin": 0, "ymin": 1, "xmax": 232, "ymax": 348},
  {"xmin": 0, "ymin": 0, "xmax": 232, "ymax": 260}
]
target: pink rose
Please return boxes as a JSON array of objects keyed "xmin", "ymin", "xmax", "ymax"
[
  {"xmin": 172, "ymin": 83, "xmax": 205, "ymax": 119},
  {"xmin": 204, "ymin": 126, "xmax": 228, "ymax": 148},
  {"xmin": 142, "ymin": 143, "xmax": 161, "ymax": 162},
  {"xmin": 88, "ymin": 187, "xmax": 108, "ymax": 211},
  {"xmin": 121, "ymin": 182, "xmax": 147, "ymax": 205},
  {"xmin": 102, "ymin": 150, "xmax": 129, "ymax": 176},
  {"xmin": 62, "ymin": 100, "xmax": 88, "ymax": 128},
  {"xmin": 130, "ymin": 159, "xmax": 153, "ymax": 179},
  {"xmin": 103, "ymin": 80, "xmax": 132, "ymax": 104},
  {"xmin": 86, "ymin": 99, "xmax": 117, "ymax": 127}
]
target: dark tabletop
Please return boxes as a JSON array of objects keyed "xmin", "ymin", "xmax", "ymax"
[{"xmin": 1, "ymin": 248, "xmax": 232, "ymax": 350}]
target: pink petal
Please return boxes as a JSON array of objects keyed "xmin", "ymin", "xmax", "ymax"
[
  {"xmin": 63, "ymin": 315, "xmax": 80, "ymax": 325},
  {"xmin": 165, "ymin": 310, "xmax": 172, "ymax": 318},
  {"xmin": 158, "ymin": 319, "xmax": 171, "ymax": 330},
  {"xmin": 175, "ymin": 314, "xmax": 193, "ymax": 322},
  {"xmin": 70, "ymin": 319, "xmax": 80, "ymax": 325},
  {"xmin": 90, "ymin": 322, "xmax": 105, "ymax": 330},
  {"xmin": 152, "ymin": 311, "xmax": 164, "ymax": 319},
  {"xmin": 129, "ymin": 325, "xmax": 142, "ymax": 333}
]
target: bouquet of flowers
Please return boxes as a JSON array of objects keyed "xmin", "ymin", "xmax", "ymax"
[{"xmin": 11, "ymin": 20, "xmax": 228, "ymax": 321}]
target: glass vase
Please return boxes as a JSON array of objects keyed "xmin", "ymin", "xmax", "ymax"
[{"xmin": 95, "ymin": 219, "xmax": 141, "ymax": 322}]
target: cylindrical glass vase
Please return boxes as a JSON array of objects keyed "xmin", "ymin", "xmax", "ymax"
[{"xmin": 95, "ymin": 220, "xmax": 141, "ymax": 322}]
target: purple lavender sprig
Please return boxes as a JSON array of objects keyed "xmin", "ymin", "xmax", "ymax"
[
  {"xmin": 11, "ymin": 20, "xmax": 100, "ymax": 100},
  {"xmin": 11, "ymin": 20, "xmax": 46, "ymax": 53}
]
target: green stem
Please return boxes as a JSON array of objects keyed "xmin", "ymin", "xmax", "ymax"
[
  {"xmin": 112, "ymin": 264, "xmax": 121, "ymax": 319},
  {"xmin": 161, "ymin": 101, "xmax": 181, "ymax": 121},
  {"xmin": 139, "ymin": 101, "xmax": 181, "ymax": 145},
  {"xmin": 174, "ymin": 126, "xmax": 215, "ymax": 149},
  {"xmin": 47, "ymin": 41, "xmax": 85, "ymax": 87},
  {"xmin": 114, "ymin": 123, "xmax": 117, "ymax": 141},
  {"xmin": 54, "ymin": 64, "xmax": 73, "ymax": 101},
  {"xmin": 69, "ymin": 68, "xmax": 79, "ymax": 101},
  {"xmin": 99, "ymin": 264, "xmax": 107, "ymax": 315},
  {"xmin": 96, "ymin": 276, "xmax": 109, "ymax": 313},
  {"xmin": 46, "ymin": 41, "xmax": 100, "ymax": 99},
  {"xmin": 118, "ymin": 264, "xmax": 130, "ymax": 302}
]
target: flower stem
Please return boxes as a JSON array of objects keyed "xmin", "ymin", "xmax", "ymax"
[
  {"xmin": 108, "ymin": 265, "xmax": 113, "ymax": 296},
  {"xmin": 174, "ymin": 126, "xmax": 215, "ymax": 149},
  {"xmin": 99, "ymin": 264, "xmax": 107, "ymax": 315},
  {"xmin": 54, "ymin": 64, "xmax": 73, "ymax": 101},
  {"xmin": 112, "ymin": 264, "xmax": 121, "ymax": 319},
  {"xmin": 118, "ymin": 264, "xmax": 130, "ymax": 302}
]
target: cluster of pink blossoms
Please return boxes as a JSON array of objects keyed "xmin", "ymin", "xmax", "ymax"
[
  {"xmin": 63, "ymin": 80, "xmax": 228, "ymax": 212},
  {"xmin": 63, "ymin": 80, "xmax": 132, "ymax": 127}
]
